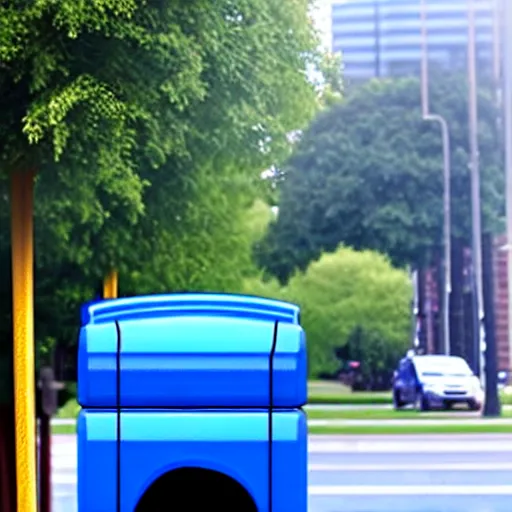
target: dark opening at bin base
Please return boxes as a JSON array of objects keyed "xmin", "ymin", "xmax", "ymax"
[{"xmin": 135, "ymin": 466, "xmax": 258, "ymax": 512}]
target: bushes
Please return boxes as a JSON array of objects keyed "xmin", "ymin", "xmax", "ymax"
[
  {"xmin": 342, "ymin": 326, "xmax": 403, "ymax": 391},
  {"xmin": 244, "ymin": 246, "xmax": 412, "ymax": 378}
]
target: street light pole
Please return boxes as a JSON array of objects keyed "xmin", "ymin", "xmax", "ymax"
[
  {"xmin": 420, "ymin": 0, "xmax": 451, "ymax": 355},
  {"xmin": 467, "ymin": 0, "xmax": 486, "ymax": 387}
]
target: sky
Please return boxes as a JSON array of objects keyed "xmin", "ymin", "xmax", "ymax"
[{"xmin": 311, "ymin": 0, "xmax": 333, "ymax": 51}]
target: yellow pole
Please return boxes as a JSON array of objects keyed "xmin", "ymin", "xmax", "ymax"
[
  {"xmin": 10, "ymin": 171, "xmax": 37, "ymax": 512},
  {"xmin": 103, "ymin": 270, "xmax": 118, "ymax": 299}
]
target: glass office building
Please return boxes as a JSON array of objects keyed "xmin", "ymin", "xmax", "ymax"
[{"xmin": 331, "ymin": 0, "xmax": 496, "ymax": 84}]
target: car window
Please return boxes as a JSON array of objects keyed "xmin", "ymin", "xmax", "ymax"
[
  {"xmin": 414, "ymin": 357, "xmax": 473, "ymax": 377},
  {"xmin": 401, "ymin": 360, "xmax": 415, "ymax": 379}
]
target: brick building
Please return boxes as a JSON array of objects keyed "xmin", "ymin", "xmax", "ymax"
[
  {"xmin": 418, "ymin": 236, "xmax": 510, "ymax": 373},
  {"xmin": 493, "ymin": 236, "xmax": 510, "ymax": 372}
]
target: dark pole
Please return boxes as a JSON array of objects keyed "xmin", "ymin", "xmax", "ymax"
[
  {"xmin": 436, "ymin": 256, "xmax": 444, "ymax": 354},
  {"xmin": 39, "ymin": 412, "xmax": 52, "ymax": 512},
  {"xmin": 38, "ymin": 366, "xmax": 63, "ymax": 512},
  {"xmin": 471, "ymin": 268, "xmax": 480, "ymax": 375},
  {"xmin": 418, "ymin": 269, "xmax": 427, "ymax": 353},
  {"xmin": 482, "ymin": 233, "xmax": 501, "ymax": 416},
  {"xmin": 450, "ymin": 239, "xmax": 465, "ymax": 359}
]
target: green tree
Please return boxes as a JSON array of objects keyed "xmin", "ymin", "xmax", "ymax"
[
  {"xmin": 0, "ymin": 0, "xmax": 320, "ymax": 374},
  {"xmin": 0, "ymin": 1, "xmax": 321, "ymax": 501},
  {"xmin": 316, "ymin": 52, "xmax": 343, "ymax": 107},
  {"xmin": 257, "ymin": 73, "xmax": 504, "ymax": 283},
  {"xmin": 122, "ymin": 173, "xmax": 274, "ymax": 294},
  {"xmin": 245, "ymin": 246, "xmax": 411, "ymax": 377}
]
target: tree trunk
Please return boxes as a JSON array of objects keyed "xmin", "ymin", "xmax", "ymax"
[
  {"xmin": 464, "ymin": 288, "xmax": 477, "ymax": 372},
  {"xmin": 425, "ymin": 267, "xmax": 435, "ymax": 354},
  {"xmin": 417, "ymin": 268, "xmax": 427, "ymax": 353},
  {"xmin": 434, "ymin": 258, "xmax": 443, "ymax": 354},
  {"xmin": 463, "ymin": 246, "xmax": 479, "ymax": 374},
  {"xmin": 450, "ymin": 237, "xmax": 465, "ymax": 359}
]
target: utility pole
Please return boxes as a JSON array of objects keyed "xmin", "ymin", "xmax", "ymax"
[
  {"xmin": 467, "ymin": 0, "xmax": 486, "ymax": 387},
  {"xmin": 482, "ymin": 233, "xmax": 501, "ymax": 416},
  {"xmin": 420, "ymin": 0, "xmax": 451, "ymax": 355}
]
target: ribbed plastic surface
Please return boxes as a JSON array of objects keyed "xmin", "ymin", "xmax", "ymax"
[
  {"xmin": 78, "ymin": 409, "xmax": 308, "ymax": 512},
  {"xmin": 78, "ymin": 293, "xmax": 307, "ymax": 408}
]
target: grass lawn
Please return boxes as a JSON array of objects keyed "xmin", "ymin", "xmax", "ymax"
[
  {"xmin": 307, "ymin": 380, "xmax": 512, "ymax": 406},
  {"xmin": 52, "ymin": 424, "xmax": 77, "ymax": 435},
  {"xmin": 309, "ymin": 423, "xmax": 512, "ymax": 435},
  {"xmin": 308, "ymin": 381, "xmax": 392, "ymax": 405},
  {"xmin": 51, "ymin": 379, "xmax": 512, "ymax": 437},
  {"xmin": 307, "ymin": 407, "xmax": 512, "ymax": 420},
  {"xmin": 56, "ymin": 397, "xmax": 81, "ymax": 419},
  {"xmin": 53, "ymin": 419, "xmax": 512, "ymax": 436},
  {"xmin": 56, "ymin": 382, "xmax": 374, "ymax": 420}
]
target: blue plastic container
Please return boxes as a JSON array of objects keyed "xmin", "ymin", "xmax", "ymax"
[
  {"xmin": 78, "ymin": 409, "xmax": 307, "ymax": 511},
  {"xmin": 78, "ymin": 293, "xmax": 307, "ymax": 408},
  {"xmin": 77, "ymin": 293, "xmax": 308, "ymax": 512}
]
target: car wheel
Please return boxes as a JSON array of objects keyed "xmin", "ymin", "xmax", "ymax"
[
  {"xmin": 468, "ymin": 399, "xmax": 481, "ymax": 411},
  {"xmin": 393, "ymin": 389, "xmax": 404, "ymax": 410},
  {"xmin": 415, "ymin": 391, "xmax": 430, "ymax": 412}
]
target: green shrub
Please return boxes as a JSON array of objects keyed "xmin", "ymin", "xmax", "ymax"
[{"xmin": 244, "ymin": 246, "xmax": 412, "ymax": 378}]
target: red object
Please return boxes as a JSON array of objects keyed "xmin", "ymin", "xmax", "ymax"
[
  {"xmin": 0, "ymin": 403, "xmax": 16, "ymax": 512},
  {"xmin": 39, "ymin": 413, "xmax": 52, "ymax": 512}
]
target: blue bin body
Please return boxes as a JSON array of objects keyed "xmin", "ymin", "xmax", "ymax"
[{"xmin": 77, "ymin": 293, "xmax": 308, "ymax": 511}]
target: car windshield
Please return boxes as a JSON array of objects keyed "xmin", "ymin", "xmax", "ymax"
[{"xmin": 414, "ymin": 358, "xmax": 473, "ymax": 377}]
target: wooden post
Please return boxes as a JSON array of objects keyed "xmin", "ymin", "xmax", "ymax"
[
  {"xmin": 10, "ymin": 171, "xmax": 37, "ymax": 512},
  {"xmin": 103, "ymin": 271, "xmax": 119, "ymax": 299}
]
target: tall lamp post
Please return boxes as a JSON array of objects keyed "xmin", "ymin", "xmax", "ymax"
[
  {"xmin": 467, "ymin": 0, "xmax": 486, "ymax": 387},
  {"xmin": 420, "ymin": 0, "xmax": 451, "ymax": 355}
]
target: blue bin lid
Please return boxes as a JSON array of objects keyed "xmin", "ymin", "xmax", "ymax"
[
  {"xmin": 81, "ymin": 293, "xmax": 300, "ymax": 326},
  {"xmin": 78, "ymin": 293, "xmax": 307, "ymax": 408}
]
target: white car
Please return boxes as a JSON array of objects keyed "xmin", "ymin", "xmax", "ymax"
[{"xmin": 392, "ymin": 354, "xmax": 484, "ymax": 411}]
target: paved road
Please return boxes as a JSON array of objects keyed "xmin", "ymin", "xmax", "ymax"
[
  {"xmin": 308, "ymin": 434, "xmax": 512, "ymax": 512},
  {"xmin": 53, "ymin": 434, "xmax": 512, "ymax": 511}
]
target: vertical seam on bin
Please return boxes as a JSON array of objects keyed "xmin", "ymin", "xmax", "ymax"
[
  {"xmin": 268, "ymin": 320, "xmax": 278, "ymax": 512},
  {"xmin": 115, "ymin": 320, "xmax": 121, "ymax": 512}
]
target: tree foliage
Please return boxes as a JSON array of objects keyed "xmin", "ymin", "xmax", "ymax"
[
  {"xmin": 244, "ymin": 246, "xmax": 411, "ymax": 377},
  {"xmin": 257, "ymin": 73, "xmax": 504, "ymax": 283},
  {"xmin": 0, "ymin": 0, "xmax": 322, "ymax": 400}
]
